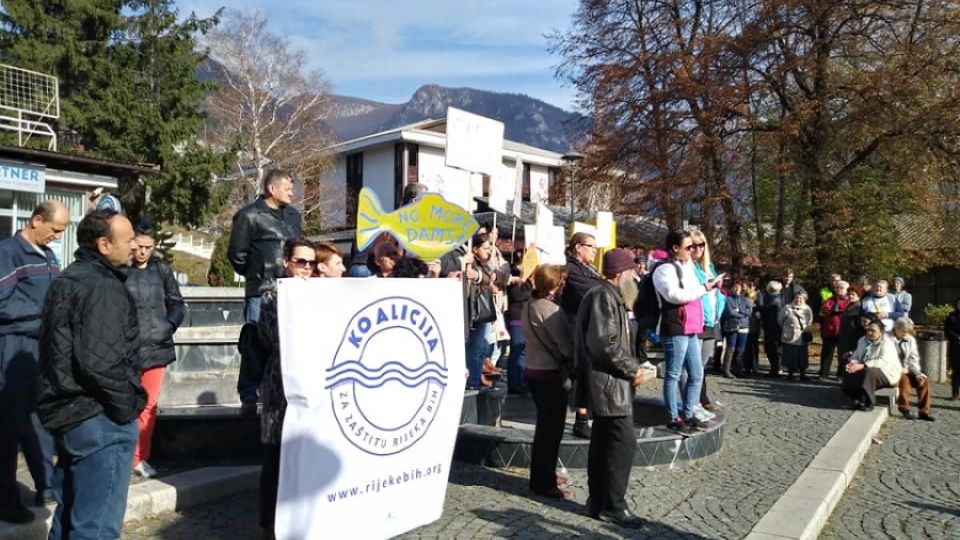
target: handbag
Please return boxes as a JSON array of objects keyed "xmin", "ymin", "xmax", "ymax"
[{"xmin": 471, "ymin": 287, "xmax": 497, "ymax": 325}]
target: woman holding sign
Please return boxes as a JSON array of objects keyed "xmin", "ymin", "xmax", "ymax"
[
  {"xmin": 465, "ymin": 233, "xmax": 499, "ymax": 389},
  {"xmin": 257, "ymin": 238, "xmax": 318, "ymax": 537}
]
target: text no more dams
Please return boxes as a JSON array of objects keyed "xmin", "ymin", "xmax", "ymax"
[{"xmin": 398, "ymin": 204, "xmax": 474, "ymax": 246}]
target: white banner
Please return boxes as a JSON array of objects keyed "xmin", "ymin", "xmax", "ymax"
[
  {"xmin": 595, "ymin": 212, "xmax": 614, "ymax": 248},
  {"xmin": 276, "ymin": 278, "xmax": 466, "ymax": 540},
  {"xmin": 445, "ymin": 106, "xmax": 504, "ymax": 177}
]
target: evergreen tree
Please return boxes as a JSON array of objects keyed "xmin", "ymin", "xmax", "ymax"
[{"xmin": 0, "ymin": 0, "xmax": 234, "ymax": 227}]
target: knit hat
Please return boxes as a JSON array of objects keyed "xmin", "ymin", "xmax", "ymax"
[{"xmin": 602, "ymin": 249, "xmax": 635, "ymax": 278}]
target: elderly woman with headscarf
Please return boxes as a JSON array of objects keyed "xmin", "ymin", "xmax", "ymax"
[{"xmin": 843, "ymin": 317, "xmax": 901, "ymax": 411}]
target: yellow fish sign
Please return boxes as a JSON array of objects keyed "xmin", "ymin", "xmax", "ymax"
[
  {"xmin": 521, "ymin": 243, "xmax": 539, "ymax": 280},
  {"xmin": 356, "ymin": 187, "xmax": 479, "ymax": 261}
]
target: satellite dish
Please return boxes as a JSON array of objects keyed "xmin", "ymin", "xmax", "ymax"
[{"xmin": 96, "ymin": 194, "xmax": 122, "ymax": 213}]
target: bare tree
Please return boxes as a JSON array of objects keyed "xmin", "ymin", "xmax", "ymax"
[{"xmin": 203, "ymin": 9, "xmax": 336, "ymax": 222}]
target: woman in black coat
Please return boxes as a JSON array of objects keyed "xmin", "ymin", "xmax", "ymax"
[
  {"xmin": 125, "ymin": 220, "xmax": 185, "ymax": 478},
  {"xmin": 760, "ymin": 281, "xmax": 784, "ymax": 377}
]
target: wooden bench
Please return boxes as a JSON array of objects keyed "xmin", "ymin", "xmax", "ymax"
[{"xmin": 875, "ymin": 386, "xmax": 899, "ymax": 414}]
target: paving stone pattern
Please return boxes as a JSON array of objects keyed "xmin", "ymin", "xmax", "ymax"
[
  {"xmin": 123, "ymin": 375, "xmax": 853, "ymax": 539},
  {"xmin": 820, "ymin": 382, "xmax": 960, "ymax": 540}
]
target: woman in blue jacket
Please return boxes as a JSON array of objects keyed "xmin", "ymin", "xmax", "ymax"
[
  {"xmin": 687, "ymin": 230, "xmax": 725, "ymax": 411},
  {"xmin": 720, "ymin": 278, "xmax": 751, "ymax": 378}
]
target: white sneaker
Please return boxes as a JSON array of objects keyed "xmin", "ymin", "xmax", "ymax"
[
  {"xmin": 693, "ymin": 405, "xmax": 716, "ymax": 422},
  {"xmin": 133, "ymin": 461, "xmax": 157, "ymax": 478}
]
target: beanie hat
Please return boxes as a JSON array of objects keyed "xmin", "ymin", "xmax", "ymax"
[{"xmin": 602, "ymin": 248, "xmax": 635, "ymax": 278}]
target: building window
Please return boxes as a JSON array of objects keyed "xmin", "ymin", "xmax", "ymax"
[
  {"xmin": 0, "ymin": 188, "xmax": 84, "ymax": 266},
  {"xmin": 345, "ymin": 153, "xmax": 363, "ymax": 227}
]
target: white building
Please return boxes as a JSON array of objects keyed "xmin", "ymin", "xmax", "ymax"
[
  {"xmin": 320, "ymin": 119, "xmax": 565, "ymax": 225},
  {"xmin": 0, "ymin": 144, "xmax": 156, "ymax": 266}
]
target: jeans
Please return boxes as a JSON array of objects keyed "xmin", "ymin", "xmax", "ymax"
[
  {"xmin": 662, "ymin": 334, "xmax": 704, "ymax": 420},
  {"xmin": 466, "ymin": 323, "xmax": 492, "ymax": 388},
  {"xmin": 49, "ymin": 413, "xmax": 138, "ymax": 540},
  {"xmin": 0, "ymin": 334, "xmax": 55, "ymax": 510},
  {"xmin": 506, "ymin": 325, "xmax": 527, "ymax": 393},
  {"xmin": 239, "ymin": 296, "xmax": 262, "ymax": 403},
  {"xmin": 347, "ymin": 264, "xmax": 372, "ymax": 278}
]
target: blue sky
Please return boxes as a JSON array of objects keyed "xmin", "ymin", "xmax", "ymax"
[{"xmin": 177, "ymin": 0, "xmax": 581, "ymax": 110}]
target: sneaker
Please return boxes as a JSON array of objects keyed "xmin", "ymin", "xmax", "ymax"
[
  {"xmin": 133, "ymin": 461, "xmax": 157, "ymax": 478},
  {"xmin": 685, "ymin": 416, "xmax": 712, "ymax": 432},
  {"xmin": 693, "ymin": 405, "xmax": 716, "ymax": 422},
  {"xmin": 666, "ymin": 419, "xmax": 692, "ymax": 436}
]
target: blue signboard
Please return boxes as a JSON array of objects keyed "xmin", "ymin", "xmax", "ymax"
[{"xmin": 0, "ymin": 159, "xmax": 46, "ymax": 193}]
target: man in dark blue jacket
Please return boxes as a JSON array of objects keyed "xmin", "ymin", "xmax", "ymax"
[
  {"xmin": 0, "ymin": 200, "xmax": 68, "ymax": 523},
  {"xmin": 37, "ymin": 209, "xmax": 146, "ymax": 538}
]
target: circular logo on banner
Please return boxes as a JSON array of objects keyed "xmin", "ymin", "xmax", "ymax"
[{"xmin": 326, "ymin": 297, "xmax": 448, "ymax": 456}]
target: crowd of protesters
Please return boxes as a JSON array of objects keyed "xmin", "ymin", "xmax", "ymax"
[{"xmin": 1, "ymin": 172, "xmax": 955, "ymax": 537}]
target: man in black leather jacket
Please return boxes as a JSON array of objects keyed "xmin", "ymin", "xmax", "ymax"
[
  {"xmin": 574, "ymin": 248, "xmax": 646, "ymax": 529},
  {"xmin": 37, "ymin": 209, "xmax": 147, "ymax": 539},
  {"xmin": 227, "ymin": 169, "xmax": 301, "ymax": 406},
  {"xmin": 227, "ymin": 169, "xmax": 302, "ymax": 323}
]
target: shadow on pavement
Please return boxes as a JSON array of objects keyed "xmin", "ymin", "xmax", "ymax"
[
  {"xmin": 473, "ymin": 507, "xmax": 712, "ymax": 539},
  {"xmin": 716, "ymin": 375, "xmax": 851, "ymax": 410},
  {"xmin": 904, "ymin": 500, "xmax": 960, "ymax": 517}
]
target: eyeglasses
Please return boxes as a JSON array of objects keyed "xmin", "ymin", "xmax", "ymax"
[
  {"xmin": 682, "ymin": 244, "xmax": 697, "ymax": 251},
  {"xmin": 290, "ymin": 258, "xmax": 316, "ymax": 268},
  {"xmin": 690, "ymin": 243, "xmax": 706, "ymax": 249}
]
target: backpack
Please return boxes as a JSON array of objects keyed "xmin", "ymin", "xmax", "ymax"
[{"xmin": 633, "ymin": 261, "xmax": 683, "ymax": 329}]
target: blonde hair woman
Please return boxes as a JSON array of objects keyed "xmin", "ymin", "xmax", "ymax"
[{"xmin": 684, "ymin": 229, "xmax": 725, "ymax": 414}]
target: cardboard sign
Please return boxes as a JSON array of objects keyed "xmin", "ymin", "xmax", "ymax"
[
  {"xmin": 521, "ymin": 242, "xmax": 539, "ymax": 280},
  {"xmin": 276, "ymin": 278, "xmax": 466, "ymax": 539},
  {"xmin": 356, "ymin": 187, "xmax": 479, "ymax": 262},
  {"xmin": 595, "ymin": 212, "xmax": 614, "ymax": 248},
  {"xmin": 445, "ymin": 107, "xmax": 504, "ymax": 177}
]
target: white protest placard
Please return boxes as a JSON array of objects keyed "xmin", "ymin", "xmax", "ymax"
[
  {"xmin": 571, "ymin": 221, "xmax": 597, "ymax": 238},
  {"xmin": 422, "ymin": 171, "xmax": 472, "ymax": 213},
  {"xmin": 276, "ymin": 278, "xmax": 466, "ymax": 540},
  {"xmin": 535, "ymin": 203, "xmax": 553, "ymax": 242},
  {"xmin": 524, "ymin": 224, "xmax": 538, "ymax": 251},
  {"xmin": 488, "ymin": 163, "xmax": 514, "ymax": 214},
  {"xmin": 541, "ymin": 225, "xmax": 567, "ymax": 265},
  {"xmin": 445, "ymin": 107, "xmax": 504, "ymax": 177},
  {"xmin": 595, "ymin": 211, "xmax": 614, "ymax": 248}
]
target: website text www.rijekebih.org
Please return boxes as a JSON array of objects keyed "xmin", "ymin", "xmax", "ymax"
[{"xmin": 326, "ymin": 462, "xmax": 443, "ymax": 503}]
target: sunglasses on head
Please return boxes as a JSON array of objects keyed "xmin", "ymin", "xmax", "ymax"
[{"xmin": 290, "ymin": 258, "xmax": 316, "ymax": 268}]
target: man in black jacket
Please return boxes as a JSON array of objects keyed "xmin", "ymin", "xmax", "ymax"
[
  {"xmin": 227, "ymin": 169, "xmax": 302, "ymax": 406},
  {"xmin": 37, "ymin": 209, "xmax": 146, "ymax": 539},
  {"xmin": 575, "ymin": 248, "xmax": 646, "ymax": 529}
]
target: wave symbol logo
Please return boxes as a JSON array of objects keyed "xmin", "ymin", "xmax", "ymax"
[
  {"xmin": 328, "ymin": 297, "xmax": 448, "ymax": 456},
  {"xmin": 325, "ymin": 360, "xmax": 448, "ymax": 390}
]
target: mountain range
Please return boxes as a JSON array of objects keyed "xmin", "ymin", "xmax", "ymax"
[
  {"xmin": 325, "ymin": 84, "xmax": 588, "ymax": 153},
  {"xmin": 199, "ymin": 59, "xmax": 587, "ymax": 153}
]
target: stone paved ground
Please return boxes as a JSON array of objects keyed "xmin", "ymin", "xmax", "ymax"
[
  {"xmin": 820, "ymin": 382, "xmax": 960, "ymax": 540},
  {"xmin": 123, "ymin": 374, "xmax": 853, "ymax": 539}
]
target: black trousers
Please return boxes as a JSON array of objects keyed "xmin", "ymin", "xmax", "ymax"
[
  {"xmin": 260, "ymin": 442, "xmax": 281, "ymax": 530},
  {"xmin": 527, "ymin": 374, "xmax": 569, "ymax": 492},
  {"xmin": 819, "ymin": 337, "xmax": 839, "ymax": 377},
  {"xmin": 587, "ymin": 415, "xmax": 635, "ymax": 513},
  {"xmin": 841, "ymin": 367, "xmax": 891, "ymax": 407},
  {"xmin": 744, "ymin": 333, "xmax": 760, "ymax": 374},
  {"xmin": 951, "ymin": 352, "xmax": 960, "ymax": 396},
  {"xmin": 763, "ymin": 334, "xmax": 781, "ymax": 373}
]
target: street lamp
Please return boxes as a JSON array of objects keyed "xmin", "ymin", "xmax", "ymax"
[{"xmin": 562, "ymin": 152, "xmax": 584, "ymax": 219}]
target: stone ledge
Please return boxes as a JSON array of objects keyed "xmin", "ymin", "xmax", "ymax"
[{"xmin": 744, "ymin": 407, "xmax": 887, "ymax": 540}]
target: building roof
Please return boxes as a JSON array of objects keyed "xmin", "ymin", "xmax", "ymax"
[
  {"xmin": 325, "ymin": 118, "xmax": 565, "ymax": 167},
  {"xmin": 0, "ymin": 144, "xmax": 159, "ymax": 177}
]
